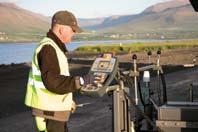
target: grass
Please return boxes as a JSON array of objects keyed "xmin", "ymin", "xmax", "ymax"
[
  {"xmin": 0, "ymin": 34, "xmax": 45, "ymax": 43},
  {"xmin": 75, "ymin": 39, "xmax": 198, "ymax": 53}
]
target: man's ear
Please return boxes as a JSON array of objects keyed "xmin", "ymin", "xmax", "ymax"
[
  {"xmin": 190, "ymin": 0, "xmax": 198, "ymax": 12},
  {"xmin": 59, "ymin": 27, "xmax": 64, "ymax": 35}
]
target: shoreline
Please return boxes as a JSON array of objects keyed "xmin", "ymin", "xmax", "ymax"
[
  {"xmin": 0, "ymin": 62, "xmax": 31, "ymax": 67},
  {"xmin": 1, "ymin": 47, "xmax": 197, "ymax": 65},
  {"xmin": 1, "ymin": 38, "xmax": 198, "ymax": 44}
]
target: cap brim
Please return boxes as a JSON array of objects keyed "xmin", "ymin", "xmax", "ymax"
[{"xmin": 72, "ymin": 25, "xmax": 83, "ymax": 33}]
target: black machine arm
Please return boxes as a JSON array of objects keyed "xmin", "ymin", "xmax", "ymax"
[{"xmin": 190, "ymin": 0, "xmax": 198, "ymax": 12}]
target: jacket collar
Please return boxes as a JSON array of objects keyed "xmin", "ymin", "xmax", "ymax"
[{"xmin": 47, "ymin": 30, "xmax": 68, "ymax": 53}]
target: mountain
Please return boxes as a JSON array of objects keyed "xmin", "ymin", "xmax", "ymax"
[
  {"xmin": 83, "ymin": 14, "xmax": 139, "ymax": 30},
  {"xmin": 85, "ymin": 0, "xmax": 198, "ymax": 34},
  {"xmin": 0, "ymin": 2, "xmax": 105, "ymax": 34},
  {"xmin": 143, "ymin": 0, "xmax": 189, "ymax": 13},
  {"xmin": 78, "ymin": 18, "xmax": 106, "ymax": 28},
  {"xmin": 0, "ymin": 2, "xmax": 50, "ymax": 34},
  {"xmin": 1, "ymin": 0, "xmax": 198, "ymax": 40},
  {"xmin": 102, "ymin": 4, "xmax": 198, "ymax": 33}
]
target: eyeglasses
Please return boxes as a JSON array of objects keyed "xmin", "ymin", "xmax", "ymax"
[
  {"xmin": 71, "ymin": 28, "xmax": 76, "ymax": 33},
  {"xmin": 68, "ymin": 26, "xmax": 75, "ymax": 33}
]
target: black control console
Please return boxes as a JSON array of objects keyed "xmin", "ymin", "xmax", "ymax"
[{"xmin": 81, "ymin": 53, "xmax": 119, "ymax": 97}]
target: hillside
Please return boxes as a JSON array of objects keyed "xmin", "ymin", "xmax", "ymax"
[
  {"xmin": 143, "ymin": 0, "xmax": 189, "ymax": 13},
  {"xmin": 1, "ymin": 0, "xmax": 198, "ymax": 41},
  {"xmin": 85, "ymin": 0, "xmax": 198, "ymax": 37},
  {"xmin": 0, "ymin": 3, "xmax": 50, "ymax": 34},
  {"xmin": 103, "ymin": 4, "xmax": 198, "ymax": 33},
  {"xmin": 78, "ymin": 18, "xmax": 105, "ymax": 28},
  {"xmin": 0, "ymin": 2, "xmax": 107, "ymax": 41}
]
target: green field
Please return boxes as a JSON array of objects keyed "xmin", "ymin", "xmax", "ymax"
[{"xmin": 75, "ymin": 39, "xmax": 198, "ymax": 53}]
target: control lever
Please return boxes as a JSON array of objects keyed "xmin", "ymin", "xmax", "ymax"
[
  {"xmin": 157, "ymin": 50, "xmax": 161, "ymax": 69},
  {"xmin": 147, "ymin": 51, "xmax": 152, "ymax": 64},
  {"xmin": 156, "ymin": 50, "xmax": 162, "ymax": 105},
  {"xmin": 132, "ymin": 54, "xmax": 138, "ymax": 105}
]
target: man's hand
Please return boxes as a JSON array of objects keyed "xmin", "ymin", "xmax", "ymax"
[
  {"xmin": 82, "ymin": 74, "xmax": 95, "ymax": 85},
  {"xmin": 71, "ymin": 101, "xmax": 76, "ymax": 113},
  {"xmin": 82, "ymin": 73, "xmax": 104, "ymax": 87}
]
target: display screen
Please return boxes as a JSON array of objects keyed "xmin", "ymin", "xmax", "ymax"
[{"xmin": 97, "ymin": 61, "xmax": 110, "ymax": 70}]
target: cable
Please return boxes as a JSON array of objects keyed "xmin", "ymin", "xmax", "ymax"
[
  {"xmin": 126, "ymin": 94, "xmax": 158, "ymax": 131},
  {"xmin": 137, "ymin": 79, "xmax": 146, "ymax": 107}
]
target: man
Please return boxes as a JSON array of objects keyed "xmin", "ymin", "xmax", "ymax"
[{"xmin": 25, "ymin": 10, "xmax": 91, "ymax": 132}]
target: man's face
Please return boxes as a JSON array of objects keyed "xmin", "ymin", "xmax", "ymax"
[{"xmin": 60, "ymin": 25, "xmax": 75, "ymax": 43}]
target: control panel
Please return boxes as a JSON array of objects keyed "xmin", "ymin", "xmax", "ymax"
[{"xmin": 81, "ymin": 53, "xmax": 118, "ymax": 97}]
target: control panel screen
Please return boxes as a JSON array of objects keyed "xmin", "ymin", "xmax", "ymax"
[
  {"xmin": 97, "ymin": 61, "xmax": 110, "ymax": 70},
  {"xmin": 91, "ymin": 58, "xmax": 116, "ymax": 73}
]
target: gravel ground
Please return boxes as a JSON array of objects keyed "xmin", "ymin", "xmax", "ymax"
[{"xmin": 0, "ymin": 48, "xmax": 197, "ymax": 132}]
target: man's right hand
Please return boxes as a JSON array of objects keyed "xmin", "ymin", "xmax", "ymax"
[{"xmin": 82, "ymin": 74, "xmax": 95, "ymax": 86}]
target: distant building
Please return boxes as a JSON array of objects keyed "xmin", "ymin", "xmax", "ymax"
[
  {"xmin": 0, "ymin": 37, "xmax": 4, "ymax": 40},
  {"xmin": 0, "ymin": 32, "xmax": 5, "ymax": 35},
  {"xmin": 110, "ymin": 34, "xmax": 119, "ymax": 38},
  {"xmin": 160, "ymin": 35, "xmax": 165, "ymax": 39}
]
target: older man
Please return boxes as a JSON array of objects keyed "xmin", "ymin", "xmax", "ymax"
[{"xmin": 25, "ymin": 10, "xmax": 92, "ymax": 132}]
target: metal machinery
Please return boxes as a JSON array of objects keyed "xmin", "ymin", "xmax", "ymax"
[
  {"xmin": 81, "ymin": 53, "xmax": 132, "ymax": 132},
  {"xmin": 80, "ymin": 1, "xmax": 198, "ymax": 131},
  {"xmin": 156, "ymin": 1, "xmax": 198, "ymax": 131},
  {"xmin": 81, "ymin": 52, "xmax": 198, "ymax": 132}
]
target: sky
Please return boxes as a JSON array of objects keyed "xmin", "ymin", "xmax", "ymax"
[{"xmin": 0, "ymin": 0, "xmax": 171, "ymax": 18}]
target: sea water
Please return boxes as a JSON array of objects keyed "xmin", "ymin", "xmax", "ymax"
[{"xmin": 0, "ymin": 39, "xmax": 166, "ymax": 64}]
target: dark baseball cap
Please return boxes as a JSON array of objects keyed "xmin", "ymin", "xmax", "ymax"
[{"xmin": 52, "ymin": 10, "xmax": 83, "ymax": 33}]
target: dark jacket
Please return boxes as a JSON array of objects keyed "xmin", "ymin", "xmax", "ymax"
[{"xmin": 37, "ymin": 30, "xmax": 80, "ymax": 95}]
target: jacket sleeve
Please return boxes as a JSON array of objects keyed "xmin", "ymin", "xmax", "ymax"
[{"xmin": 38, "ymin": 45, "xmax": 81, "ymax": 95}]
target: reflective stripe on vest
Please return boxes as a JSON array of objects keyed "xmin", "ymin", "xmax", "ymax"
[{"xmin": 25, "ymin": 37, "xmax": 73, "ymax": 111}]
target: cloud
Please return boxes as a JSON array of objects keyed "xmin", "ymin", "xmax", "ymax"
[{"xmin": 0, "ymin": 0, "xmax": 20, "ymax": 4}]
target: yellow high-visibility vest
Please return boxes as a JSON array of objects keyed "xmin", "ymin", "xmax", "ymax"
[{"xmin": 25, "ymin": 37, "xmax": 73, "ymax": 111}]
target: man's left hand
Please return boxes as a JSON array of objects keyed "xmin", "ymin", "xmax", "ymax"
[{"xmin": 71, "ymin": 101, "xmax": 76, "ymax": 113}]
